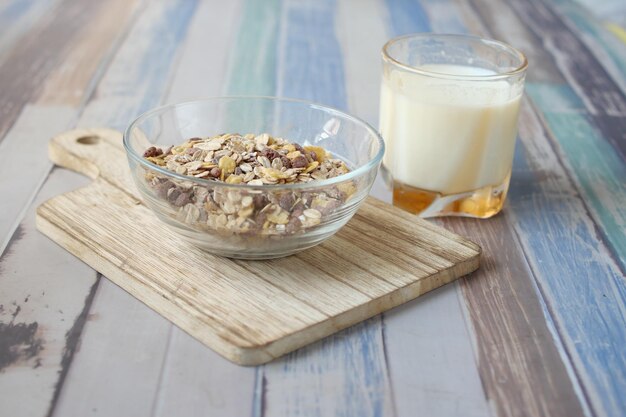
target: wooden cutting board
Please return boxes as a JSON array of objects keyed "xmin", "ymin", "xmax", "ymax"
[{"xmin": 36, "ymin": 128, "xmax": 481, "ymax": 365}]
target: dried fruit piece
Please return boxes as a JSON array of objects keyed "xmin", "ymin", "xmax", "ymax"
[
  {"xmin": 218, "ymin": 155, "xmax": 236, "ymax": 174},
  {"xmin": 304, "ymin": 146, "xmax": 326, "ymax": 162}
]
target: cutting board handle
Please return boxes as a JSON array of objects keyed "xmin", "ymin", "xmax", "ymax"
[{"xmin": 49, "ymin": 128, "xmax": 136, "ymax": 193}]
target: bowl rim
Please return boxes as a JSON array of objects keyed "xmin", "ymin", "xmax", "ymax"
[
  {"xmin": 382, "ymin": 33, "xmax": 528, "ymax": 81},
  {"xmin": 123, "ymin": 96, "xmax": 385, "ymax": 190}
]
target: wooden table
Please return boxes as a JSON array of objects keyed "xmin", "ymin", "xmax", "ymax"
[{"xmin": 1, "ymin": 0, "xmax": 624, "ymax": 416}]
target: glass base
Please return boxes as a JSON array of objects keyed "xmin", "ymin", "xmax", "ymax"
[{"xmin": 392, "ymin": 173, "xmax": 511, "ymax": 218}]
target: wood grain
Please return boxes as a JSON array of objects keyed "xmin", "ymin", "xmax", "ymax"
[{"xmin": 36, "ymin": 128, "xmax": 480, "ymax": 365}]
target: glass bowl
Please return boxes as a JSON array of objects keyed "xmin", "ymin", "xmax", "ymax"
[{"xmin": 123, "ymin": 97, "xmax": 384, "ymax": 259}]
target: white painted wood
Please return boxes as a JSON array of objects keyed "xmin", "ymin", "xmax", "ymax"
[
  {"xmin": 152, "ymin": 329, "xmax": 256, "ymax": 417},
  {"xmin": 0, "ymin": 0, "xmax": 139, "ymax": 257},
  {"xmin": 335, "ymin": 0, "xmax": 391, "ymax": 203},
  {"xmin": 0, "ymin": 168, "xmax": 95, "ymax": 417},
  {"xmin": 336, "ymin": 1, "xmax": 491, "ymax": 416},
  {"xmin": 0, "ymin": 105, "xmax": 75, "ymax": 256},
  {"xmin": 165, "ymin": 0, "xmax": 242, "ymax": 102},
  {"xmin": 52, "ymin": 281, "xmax": 172, "ymax": 417},
  {"xmin": 335, "ymin": 0, "xmax": 387, "ymax": 126},
  {"xmin": 384, "ymin": 285, "xmax": 492, "ymax": 417}
]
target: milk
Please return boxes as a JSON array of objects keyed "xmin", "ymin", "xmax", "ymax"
[{"xmin": 379, "ymin": 64, "xmax": 522, "ymax": 195}]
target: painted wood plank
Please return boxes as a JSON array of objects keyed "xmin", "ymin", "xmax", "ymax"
[
  {"xmin": 259, "ymin": 319, "xmax": 392, "ymax": 417},
  {"xmin": 0, "ymin": 105, "xmax": 75, "ymax": 256},
  {"xmin": 466, "ymin": 0, "xmax": 565, "ymax": 83},
  {"xmin": 442, "ymin": 212, "xmax": 589, "ymax": 417},
  {"xmin": 383, "ymin": 286, "xmax": 491, "ymax": 417},
  {"xmin": 461, "ymin": 4, "xmax": 626, "ymax": 414},
  {"xmin": 334, "ymin": 0, "xmax": 390, "ymax": 200},
  {"xmin": 550, "ymin": 0, "xmax": 626, "ymax": 92},
  {"xmin": 384, "ymin": 0, "xmax": 431, "ymax": 36},
  {"xmin": 9, "ymin": 2, "xmax": 199, "ymax": 415},
  {"xmin": 511, "ymin": 98, "xmax": 626, "ymax": 417},
  {"xmin": 507, "ymin": 0, "xmax": 626, "ymax": 160},
  {"xmin": 0, "ymin": 1, "xmax": 142, "ymax": 415},
  {"xmin": 227, "ymin": 0, "xmax": 280, "ymax": 95},
  {"xmin": 411, "ymin": 1, "xmax": 593, "ymax": 416},
  {"xmin": 254, "ymin": 1, "xmax": 393, "ymax": 415},
  {"xmin": 337, "ymin": 1, "xmax": 491, "ymax": 416},
  {"xmin": 0, "ymin": 0, "xmax": 111, "ymax": 142},
  {"xmin": 164, "ymin": 0, "xmax": 242, "ymax": 102},
  {"xmin": 0, "ymin": 0, "xmax": 139, "ymax": 259},
  {"xmin": 0, "ymin": 0, "xmax": 60, "ymax": 63},
  {"xmin": 77, "ymin": 0, "xmax": 198, "ymax": 130},
  {"xmin": 151, "ymin": 329, "xmax": 256, "ymax": 417},
  {"xmin": 335, "ymin": 0, "xmax": 386, "ymax": 126},
  {"xmin": 420, "ymin": 0, "xmax": 471, "ymax": 35},
  {"xmin": 525, "ymin": 83, "xmax": 626, "ymax": 270},
  {"xmin": 37, "ymin": 0, "xmax": 140, "ymax": 107},
  {"xmin": 0, "ymin": 168, "xmax": 97, "ymax": 417}
]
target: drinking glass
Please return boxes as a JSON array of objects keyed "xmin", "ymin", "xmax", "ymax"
[{"xmin": 380, "ymin": 34, "xmax": 527, "ymax": 218}]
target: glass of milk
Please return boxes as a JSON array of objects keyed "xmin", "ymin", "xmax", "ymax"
[{"xmin": 380, "ymin": 34, "xmax": 527, "ymax": 218}]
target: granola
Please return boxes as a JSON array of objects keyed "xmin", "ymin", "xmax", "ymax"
[{"xmin": 141, "ymin": 133, "xmax": 356, "ymax": 236}]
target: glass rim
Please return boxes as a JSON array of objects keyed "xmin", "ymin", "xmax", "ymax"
[
  {"xmin": 123, "ymin": 96, "xmax": 385, "ymax": 191},
  {"xmin": 382, "ymin": 33, "xmax": 528, "ymax": 81}
]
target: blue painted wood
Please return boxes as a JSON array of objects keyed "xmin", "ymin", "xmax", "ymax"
[
  {"xmin": 385, "ymin": 0, "xmax": 431, "ymax": 36},
  {"xmin": 526, "ymin": 83, "xmax": 626, "ymax": 271},
  {"xmin": 227, "ymin": 0, "xmax": 280, "ymax": 95},
  {"xmin": 81, "ymin": 0, "xmax": 199, "ymax": 130},
  {"xmin": 280, "ymin": 0, "xmax": 347, "ymax": 109},
  {"xmin": 420, "ymin": 0, "xmax": 469, "ymax": 34},
  {"xmin": 508, "ymin": 113, "xmax": 626, "ymax": 417}
]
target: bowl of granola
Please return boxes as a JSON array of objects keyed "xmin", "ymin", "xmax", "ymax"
[{"xmin": 123, "ymin": 97, "xmax": 384, "ymax": 259}]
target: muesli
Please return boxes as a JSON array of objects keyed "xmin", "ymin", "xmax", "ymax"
[{"xmin": 142, "ymin": 133, "xmax": 356, "ymax": 236}]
